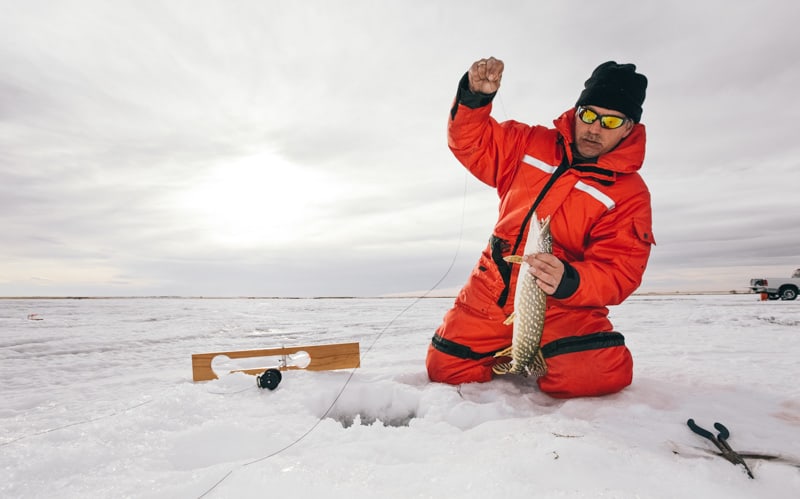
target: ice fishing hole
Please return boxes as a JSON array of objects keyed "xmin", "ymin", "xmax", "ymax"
[
  {"xmin": 326, "ymin": 410, "xmax": 417, "ymax": 428},
  {"xmin": 318, "ymin": 383, "xmax": 420, "ymax": 428}
]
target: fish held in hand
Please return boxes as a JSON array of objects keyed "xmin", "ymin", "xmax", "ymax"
[{"xmin": 493, "ymin": 214, "xmax": 551, "ymax": 377}]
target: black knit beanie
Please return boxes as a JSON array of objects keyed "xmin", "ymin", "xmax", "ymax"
[{"xmin": 576, "ymin": 61, "xmax": 647, "ymax": 123}]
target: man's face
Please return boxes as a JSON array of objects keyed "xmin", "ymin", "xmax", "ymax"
[{"xmin": 573, "ymin": 105, "xmax": 635, "ymax": 159}]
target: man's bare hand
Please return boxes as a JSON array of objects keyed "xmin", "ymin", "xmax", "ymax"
[
  {"xmin": 524, "ymin": 253, "xmax": 565, "ymax": 296},
  {"xmin": 468, "ymin": 57, "xmax": 504, "ymax": 94}
]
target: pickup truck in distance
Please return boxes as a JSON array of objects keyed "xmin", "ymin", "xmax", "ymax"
[{"xmin": 749, "ymin": 269, "xmax": 800, "ymax": 300}]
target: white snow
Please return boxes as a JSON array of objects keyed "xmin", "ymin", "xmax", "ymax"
[{"xmin": 1, "ymin": 295, "xmax": 798, "ymax": 498}]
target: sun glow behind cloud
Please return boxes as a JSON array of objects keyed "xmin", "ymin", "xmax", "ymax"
[{"xmin": 173, "ymin": 151, "xmax": 344, "ymax": 249}]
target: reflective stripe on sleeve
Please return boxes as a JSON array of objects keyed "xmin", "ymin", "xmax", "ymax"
[{"xmin": 522, "ymin": 154, "xmax": 558, "ymax": 174}]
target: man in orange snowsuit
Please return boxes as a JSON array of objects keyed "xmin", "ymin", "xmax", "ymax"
[{"xmin": 426, "ymin": 57, "xmax": 655, "ymax": 398}]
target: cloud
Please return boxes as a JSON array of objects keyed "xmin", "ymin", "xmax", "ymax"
[{"xmin": 1, "ymin": 1, "xmax": 799, "ymax": 296}]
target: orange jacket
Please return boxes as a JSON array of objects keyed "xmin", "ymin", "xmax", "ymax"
[{"xmin": 447, "ymin": 99, "xmax": 655, "ymax": 353}]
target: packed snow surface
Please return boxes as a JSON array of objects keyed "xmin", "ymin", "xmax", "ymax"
[{"xmin": 1, "ymin": 295, "xmax": 798, "ymax": 498}]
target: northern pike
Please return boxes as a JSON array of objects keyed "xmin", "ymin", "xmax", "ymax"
[{"xmin": 492, "ymin": 213, "xmax": 551, "ymax": 377}]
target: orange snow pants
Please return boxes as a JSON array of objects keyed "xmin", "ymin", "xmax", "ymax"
[{"xmin": 426, "ymin": 303, "xmax": 634, "ymax": 399}]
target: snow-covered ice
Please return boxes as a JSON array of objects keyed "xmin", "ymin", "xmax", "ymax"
[{"xmin": 1, "ymin": 295, "xmax": 798, "ymax": 498}]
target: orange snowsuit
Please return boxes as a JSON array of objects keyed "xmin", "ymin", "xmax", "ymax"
[{"xmin": 426, "ymin": 76, "xmax": 655, "ymax": 398}]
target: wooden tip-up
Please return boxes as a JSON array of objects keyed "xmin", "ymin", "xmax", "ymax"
[{"xmin": 191, "ymin": 342, "xmax": 360, "ymax": 382}]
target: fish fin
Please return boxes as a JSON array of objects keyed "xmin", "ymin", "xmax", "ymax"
[
  {"xmin": 494, "ymin": 346, "xmax": 513, "ymax": 358},
  {"xmin": 492, "ymin": 363, "xmax": 511, "ymax": 375},
  {"xmin": 532, "ymin": 350, "xmax": 548, "ymax": 377},
  {"xmin": 492, "ymin": 347, "xmax": 514, "ymax": 375},
  {"xmin": 502, "ymin": 312, "xmax": 515, "ymax": 325},
  {"xmin": 503, "ymin": 255, "xmax": 524, "ymax": 264}
]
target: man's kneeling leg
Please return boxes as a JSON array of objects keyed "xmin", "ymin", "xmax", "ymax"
[
  {"xmin": 538, "ymin": 344, "xmax": 633, "ymax": 399},
  {"xmin": 426, "ymin": 344, "xmax": 495, "ymax": 385}
]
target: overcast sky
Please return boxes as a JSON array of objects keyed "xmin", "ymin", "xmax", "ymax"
[{"xmin": 2, "ymin": 1, "xmax": 799, "ymax": 297}]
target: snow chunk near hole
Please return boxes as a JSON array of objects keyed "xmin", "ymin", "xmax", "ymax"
[{"xmin": 314, "ymin": 380, "xmax": 420, "ymax": 428}]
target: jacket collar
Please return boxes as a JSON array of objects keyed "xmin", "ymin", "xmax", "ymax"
[{"xmin": 554, "ymin": 108, "xmax": 647, "ymax": 181}]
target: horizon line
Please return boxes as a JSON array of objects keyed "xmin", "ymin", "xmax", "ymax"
[{"xmin": 0, "ymin": 289, "xmax": 756, "ymax": 300}]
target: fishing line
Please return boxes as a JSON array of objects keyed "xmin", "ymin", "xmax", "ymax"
[
  {"xmin": 198, "ymin": 169, "xmax": 471, "ymax": 498},
  {"xmin": 495, "ymin": 93, "xmax": 536, "ymax": 198},
  {"xmin": 0, "ymin": 399, "xmax": 154, "ymax": 448},
  {"xmin": 200, "ymin": 81, "xmax": 513, "ymax": 496},
  {"xmin": 497, "ymin": 93, "xmax": 509, "ymax": 122}
]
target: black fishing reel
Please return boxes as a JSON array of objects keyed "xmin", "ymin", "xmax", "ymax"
[{"xmin": 256, "ymin": 368, "xmax": 282, "ymax": 390}]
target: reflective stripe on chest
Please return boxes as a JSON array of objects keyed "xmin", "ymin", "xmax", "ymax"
[{"xmin": 522, "ymin": 154, "xmax": 616, "ymax": 211}]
